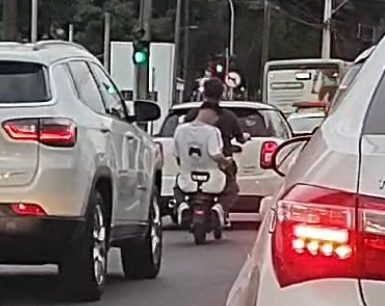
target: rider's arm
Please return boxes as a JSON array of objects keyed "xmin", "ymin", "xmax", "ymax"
[
  {"xmin": 173, "ymin": 126, "xmax": 181, "ymax": 166},
  {"xmin": 228, "ymin": 110, "xmax": 247, "ymax": 144},
  {"xmin": 208, "ymin": 128, "xmax": 231, "ymax": 169}
]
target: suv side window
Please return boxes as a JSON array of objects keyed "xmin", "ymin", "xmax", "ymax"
[
  {"xmin": 67, "ymin": 61, "xmax": 106, "ymax": 114},
  {"xmin": 89, "ymin": 63, "xmax": 126, "ymax": 120},
  {"xmin": 363, "ymin": 72, "xmax": 385, "ymax": 134}
]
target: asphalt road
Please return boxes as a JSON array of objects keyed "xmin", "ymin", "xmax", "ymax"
[{"xmin": 0, "ymin": 228, "xmax": 256, "ymax": 306}]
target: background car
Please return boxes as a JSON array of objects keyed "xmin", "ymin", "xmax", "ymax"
[
  {"xmin": 0, "ymin": 40, "xmax": 162, "ymax": 301},
  {"xmin": 226, "ymin": 35, "xmax": 385, "ymax": 306},
  {"xmin": 155, "ymin": 101, "xmax": 292, "ymax": 223},
  {"xmin": 287, "ymin": 113, "xmax": 325, "ymax": 135}
]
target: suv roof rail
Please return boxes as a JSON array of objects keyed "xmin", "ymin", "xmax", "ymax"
[{"xmin": 33, "ymin": 40, "xmax": 87, "ymax": 51}]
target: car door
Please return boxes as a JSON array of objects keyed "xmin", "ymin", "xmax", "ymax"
[
  {"xmin": 132, "ymin": 124, "xmax": 155, "ymax": 220},
  {"xmin": 89, "ymin": 62, "xmax": 142, "ymax": 224},
  {"xmin": 358, "ymin": 72, "xmax": 385, "ymax": 306}
]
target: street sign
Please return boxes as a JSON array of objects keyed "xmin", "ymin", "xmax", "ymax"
[{"xmin": 225, "ymin": 72, "xmax": 241, "ymax": 88}]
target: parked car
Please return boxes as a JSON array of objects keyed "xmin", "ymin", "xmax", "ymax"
[
  {"xmin": 226, "ymin": 37, "xmax": 385, "ymax": 306},
  {"xmin": 155, "ymin": 101, "xmax": 293, "ymax": 223},
  {"xmin": 0, "ymin": 40, "xmax": 163, "ymax": 301},
  {"xmin": 287, "ymin": 102, "xmax": 326, "ymax": 136}
]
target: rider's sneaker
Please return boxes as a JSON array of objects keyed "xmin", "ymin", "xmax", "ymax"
[{"xmin": 224, "ymin": 214, "xmax": 231, "ymax": 228}]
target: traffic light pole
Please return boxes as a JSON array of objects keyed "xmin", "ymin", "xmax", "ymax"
[
  {"xmin": 260, "ymin": 0, "xmax": 271, "ymax": 93},
  {"xmin": 135, "ymin": 0, "xmax": 152, "ymax": 100},
  {"xmin": 172, "ymin": 0, "xmax": 182, "ymax": 104},
  {"xmin": 321, "ymin": 0, "xmax": 332, "ymax": 59}
]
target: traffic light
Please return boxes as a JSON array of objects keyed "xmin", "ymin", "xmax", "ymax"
[
  {"xmin": 215, "ymin": 60, "xmax": 226, "ymax": 81},
  {"xmin": 215, "ymin": 63, "xmax": 224, "ymax": 74},
  {"xmin": 132, "ymin": 27, "xmax": 149, "ymax": 66},
  {"xmin": 133, "ymin": 40, "xmax": 149, "ymax": 65}
]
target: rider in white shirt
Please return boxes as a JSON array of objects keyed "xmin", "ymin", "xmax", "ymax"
[{"xmin": 173, "ymin": 101, "xmax": 231, "ymax": 200}]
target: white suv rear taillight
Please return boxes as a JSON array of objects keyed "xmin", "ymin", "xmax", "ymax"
[
  {"xmin": 271, "ymin": 184, "xmax": 385, "ymax": 288},
  {"xmin": 271, "ymin": 184, "xmax": 358, "ymax": 287},
  {"xmin": 2, "ymin": 118, "xmax": 77, "ymax": 147}
]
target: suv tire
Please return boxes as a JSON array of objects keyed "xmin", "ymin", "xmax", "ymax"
[
  {"xmin": 121, "ymin": 188, "xmax": 162, "ymax": 279},
  {"xmin": 60, "ymin": 190, "xmax": 108, "ymax": 302}
]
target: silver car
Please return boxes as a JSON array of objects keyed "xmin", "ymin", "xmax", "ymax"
[{"xmin": 0, "ymin": 41, "xmax": 163, "ymax": 301}]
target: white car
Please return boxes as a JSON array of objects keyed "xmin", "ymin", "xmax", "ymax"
[
  {"xmin": 287, "ymin": 112, "xmax": 325, "ymax": 135},
  {"xmin": 226, "ymin": 39, "xmax": 385, "ymax": 306},
  {"xmin": 155, "ymin": 101, "xmax": 292, "ymax": 222},
  {"xmin": 0, "ymin": 40, "xmax": 163, "ymax": 301}
]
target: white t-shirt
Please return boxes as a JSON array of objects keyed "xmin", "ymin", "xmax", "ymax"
[
  {"xmin": 174, "ymin": 121, "xmax": 223, "ymax": 171},
  {"xmin": 173, "ymin": 121, "xmax": 226, "ymax": 194}
]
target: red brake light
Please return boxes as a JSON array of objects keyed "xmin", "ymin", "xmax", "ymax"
[
  {"xmin": 271, "ymin": 184, "xmax": 357, "ymax": 287},
  {"xmin": 3, "ymin": 119, "xmax": 39, "ymax": 141},
  {"xmin": 40, "ymin": 118, "xmax": 76, "ymax": 147},
  {"xmin": 359, "ymin": 195, "xmax": 385, "ymax": 280},
  {"xmin": 272, "ymin": 185, "xmax": 385, "ymax": 288},
  {"xmin": 261, "ymin": 141, "xmax": 278, "ymax": 168},
  {"xmin": 10, "ymin": 203, "xmax": 47, "ymax": 217},
  {"xmin": 3, "ymin": 118, "xmax": 77, "ymax": 147}
]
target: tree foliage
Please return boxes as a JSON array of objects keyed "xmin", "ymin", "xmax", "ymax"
[{"xmin": 1, "ymin": 0, "xmax": 383, "ymax": 95}]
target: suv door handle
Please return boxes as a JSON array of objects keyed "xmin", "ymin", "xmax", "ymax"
[{"xmin": 100, "ymin": 127, "xmax": 111, "ymax": 133}]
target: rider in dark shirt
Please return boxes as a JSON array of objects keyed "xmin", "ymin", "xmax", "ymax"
[{"xmin": 183, "ymin": 78, "xmax": 248, "ymax": 224}]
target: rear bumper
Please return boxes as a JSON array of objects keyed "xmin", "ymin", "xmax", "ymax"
[
  {"xmin": 0, "ymin": 216, "xmax": 86, "ymax": 264},
  {"xmin": 161, "ymin": 174, "xmax": 282, "ymax": 197}
]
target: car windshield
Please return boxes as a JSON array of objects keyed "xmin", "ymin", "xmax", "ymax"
[
  {"xmin": 0, "ymin": 61, "xmax": 50, "ymax": 103},
  {"xmin": 288, "ymin": 116, "xmax": 324, "ymax": 133},
  {"xmin": 159, "ymin": 107, "xmax": 289, "ymax": 138}
]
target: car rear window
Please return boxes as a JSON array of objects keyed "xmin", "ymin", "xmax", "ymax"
[
  {"xmin": 158, "ymin": 107, "xmax": 290, "ymax": 139},
  {"xmin": 0, "ymin": 61, "xmax": 50, "ymax": 103}
]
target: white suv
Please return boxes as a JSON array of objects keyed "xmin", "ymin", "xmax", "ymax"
[
  {"xmin": 226, "ymin": 40, "xmax": 385, "ymax": 306},
  {"xmin": 0, "ymin": 41, "xmax": 163, "ymax": 301}
]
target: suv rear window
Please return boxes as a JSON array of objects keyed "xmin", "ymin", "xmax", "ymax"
[
  {"xmin": 159, "ymin": 107, "xmax": 290, "ymax": 139},
  {"xmin": 0, "ymin": 61, "xmax": 50, "ymax": 103}
]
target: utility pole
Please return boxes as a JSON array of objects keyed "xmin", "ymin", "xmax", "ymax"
[
  {"xmin": 103, "ymin": 13, "xmax": 111, "ymax": 72},
  {"xmin": 3, "ymin": 0, "xmax": 18, "ymax": 40},
  {"xmin": 68, "ymin": 24, "xmax": 74, "ymax": 42},
  {"xmin": 31, "ymin": 0, "xmax": 39, "ymax": 43},
  {"xmin": 183, "ymin": 0, "xmax": 190, "ymax": 81},
  {"xmin": 136, "ymin": 0, "xmax": 152, "ymax": 100},
  {"xmin": 322, "ymin": 0, "xmax": 332, "ymax": 58},
  {"xmin": 261, "ymin": 0, "xmax": 271, "ymax": 85},
  {"xmin": 227, "ymin": 0, "xmax": 235, "ymax": 56},
  {"xmin": 172, "ymin": 0, "xmax": 182, "ymax": 104}
]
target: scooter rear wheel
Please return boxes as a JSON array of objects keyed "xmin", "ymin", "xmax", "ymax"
[{"xmin": 193, "ymin": 225, "xmax": 206, "ymax": 245}]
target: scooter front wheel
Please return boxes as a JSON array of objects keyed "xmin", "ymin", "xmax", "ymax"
[
  {"xmin": 214, "ymin": 228, "xmax": 222, "ymax": 240},
  {"xmin": 193, "ymin": 224, "xmax": 206, "ymax": 245}
]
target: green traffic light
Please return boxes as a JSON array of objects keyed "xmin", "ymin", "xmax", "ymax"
[
  {"xmin": 134, "ymin": 51, "xmax": 148, "ymax": 65},
  {"xmin": 216, "ymin": 64, "xmax": 224, "ymax": 73}
]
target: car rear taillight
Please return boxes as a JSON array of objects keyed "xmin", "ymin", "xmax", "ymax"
[
  {"xmin": 271, "ymin": 184, "xmax": 385, "ymax": 288},
  {"xmin": 359, "ymin": 195, "xmax": 385, "ymax": 280},
  {"xmin": 261, "ymin": 141, "xmax": 278, "ymax": 168},
  {"xmin": 271, "ymin": 184, "xmax": 357, "ymax": 287},
  {"xmin": 10, "ymin": 203, "xmax": 47, "ymax": 217},
  {"xmin": 3, "ymin": 118, "xmax": 77, "ymax": 147}
]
